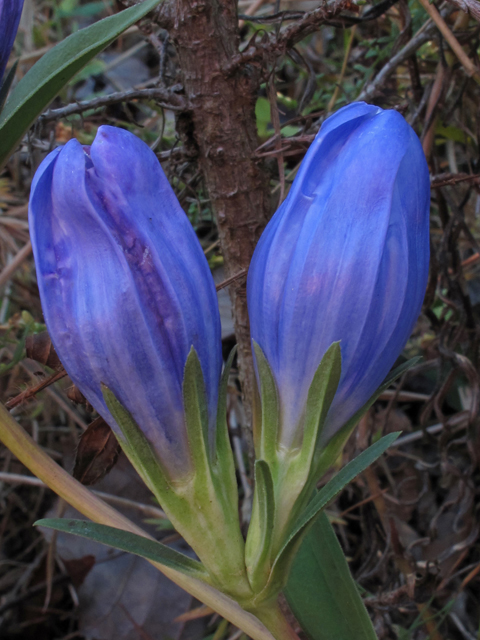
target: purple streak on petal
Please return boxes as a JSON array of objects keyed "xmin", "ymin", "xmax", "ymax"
[{"xmin": 29, "ymin": 128, "xmax": 222, "ymax": 477}]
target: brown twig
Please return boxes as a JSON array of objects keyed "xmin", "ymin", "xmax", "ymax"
[
  {"xmin": 0, "ymin": 472, "xmax": 167, "ymax": 519},
  {"xmin": 0, "ymin": 241, "xmax": 32, "ymax": 291},
  {"xmin": 225, "ymin": 0, "xmax": 351, "ymax": 73},
  {"xmin": 41, "ymin": 87, "xmax": 188, "ymax": 122},
  {"xmin": 418, "ymin": 0, "xmax": 480, "ymax": 79},
  {"xmin": 357, "ymin": 18, "xmax": 439, "ymax": 101},
  {"xmin": 6, "ymin": 370, "xmax": 68, "ymax": 409},
  {"xmin": 215, "ymin": 269, "xmax": 248, "ymax": 291},
  {"xmin": 445, "ymin": 0, "xmax": 480, "ymax": 21},
  {"xmin": 431, "ymin": 172, "xmax": 480, "ymax": 188}
]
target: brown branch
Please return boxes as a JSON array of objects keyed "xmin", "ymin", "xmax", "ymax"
[
  {"xmin": 275, "ymin": 0, "xmax": 352, "ymax": 50},
  {"xmin": 41, "ymin": 86, "xmax": 188, "ymax": 122},
  {"xmin": 431, "ymin": 172, "xmax": 480, "ymax": 188},
  {"xmin": 225, "ymin": 0, "xmax": 351, "ymax": 74},
  {"xmin": 168, "ymin": 0, "xmax": 271, "ymax": 455},
  {"xmin": 445, "ymin": 0, "xmax": 480, "ymax": 22},
  {"xmin": 357, "ymin": 19, "xmax": 438, "ymax": 101},
  {"xmin": 418, "ymin": 0, "xmax": 480, "ymax": 79}
]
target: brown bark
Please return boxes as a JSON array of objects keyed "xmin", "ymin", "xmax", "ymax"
[{"xmin": 166, "ymin": 0, "xmax": 271, "ymax": 439}]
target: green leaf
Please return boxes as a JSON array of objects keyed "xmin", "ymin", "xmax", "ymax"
[
  {"xmin": 35, "ymin": 518, "xmax": 210, "ymax": 581},
  {"xmin": 245, "ymin": 460, "xmax": 276, "ymax": 592},
  {"xmin": 273, "ymin": 432, "xmax": 399, "ymax": 573},
  {"xmin": 252, "ymin": 341, "xmax": 279, "ymax": 462},
  {"xmin": 0, "ymin": 0, "xmax": 160, "ymax": 169},
  {"xmin": 285, "ymin": 512, "xmax": 376, "ymax": 640}
]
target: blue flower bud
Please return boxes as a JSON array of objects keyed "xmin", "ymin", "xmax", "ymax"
[
  {"xmin": 247, "ymin": 102, "xmax": 430, "ymax": 449},
  {"xmin": 29, "ymin": 126, "xmax": 222, "ymax": 478},
  {"xmin": 0, "ymin": 0, "xmax": 24, "ymax": 85}
]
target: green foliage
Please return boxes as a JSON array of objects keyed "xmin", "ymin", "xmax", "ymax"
[
  {"xmin": 285, "ymin": 513, "xmax": 376, "ymax": 640},
  {"xmin": 35, "ymin": 518, "xmax": 210, "ymax": 579},
  {"xmin": 0, "ymin": 0, "xmax": 161, "ymax": 169}
]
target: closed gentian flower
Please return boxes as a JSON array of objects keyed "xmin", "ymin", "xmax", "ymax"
[
  {"xmin": 0, "ymin": 0, "xmax": 24, "ymax": 84},
  {"xmin": 29, "ymin": 126, "xmax": 222, "ymax": 478},
  {"xmin": 247, "ymin": 102, "xmax": 430, "ymax": 450}
]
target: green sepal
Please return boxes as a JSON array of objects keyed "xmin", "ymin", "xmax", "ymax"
[
  {"xmin": 285, "ymin": 512, "xmax": 376, "ymax": 640},
  {"xmin": 267, "ymin": 432, "xmax": 399, "ymax": 594},
  {"xmin": 298, "ymin": 341, "xmax": 342, "ymax": 472},
  {"xmin": 245, "ymin": 460, "xmax": 276, "ymax": 592},
  {"xmin": 35, "ymin": 519, "xmax": 211, "ymax": 582},
  {"xmin": 0, "ymin": 61, "xmax": 18, "ymax": 114},
  {"xmin": 102, "ymin": 365, "xmax": 251, "ymax": 600},
  {"xmin": 101, "ymin": 385, "xmax": 170, "ymax": 495},
  {"xmin": 313, "ymin": 356, "xmax": 420, "ymax": 479},
  {"xmin": 246, "ymin": 342, "xmax": 343, "ymax": 601},
  {"xmin": 252, "ymin": 341, "xmax": 279, "ymax": 463},
  {"xmin": 183, "ymin": 347, "xmax": 210, "ymax": 472},
  {"xmin": 213, "ymin": 346, "xmax": 241, "ymax": 509},
  {"xmin": 215, "ymin": 345, "xmax": 237, "ymax": 462}
]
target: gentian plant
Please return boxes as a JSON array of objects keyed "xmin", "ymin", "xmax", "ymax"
[
  {"xmin": 23, "ymin": 102, "xmax": 430, "ymax": 639},
  {"xmin": 29, "ymin": 125, "xmax": 250, "ymax": 599},
  {"xmin": 245, "ymin": 102, "xmax": 430, "ymax": 598}
]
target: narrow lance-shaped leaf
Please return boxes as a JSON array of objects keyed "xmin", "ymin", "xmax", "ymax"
[
  {"xmin": 35, "ymin": 518, "xmax": 211, "ymax": 581},
  {"xmin": 0, "ymin": 0, "xmax": 160, "ymax": 169}
]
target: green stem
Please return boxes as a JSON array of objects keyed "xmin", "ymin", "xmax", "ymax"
[{"xmin": 253, "ymin": 602, "xmax": 301, "ymax": 640}]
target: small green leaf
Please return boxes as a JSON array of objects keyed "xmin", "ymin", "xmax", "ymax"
[
  {"xmin": 213, "ymin": 345, "xmax": 240, "ymax": 505},
  {"xmin": 216, "ymin": 345, "xmax": 237, "ymax": 455},
  {"xmin": 35, "ymin": 518, "xmax": 210, "ymax": 581},
  {"xmin": 0, "ymin": 0, "xmax": 160, "ymax": 169},
  {"xmin": 273, "ymin": 432, "xmax": 399, "ymax": 573},
  {"xmin": 245, "ymin": 460, "xmax": 276, "ymax": 592},
  {"xmin": 301, "ymin": 342, "xmax": 341, "ymax": 466},
  {"xmin": 252, "ymin": 342, "xmax": 279, "ymax": 462},
  {"xmin": 314, "ymin": 357, "xmax": 420, "ymax": 478},
  {"xmin": 183, "ymin": 347, "xmax": 210, "ymax": 465},
  {"xmin": 285, "ymin": 512, "xmax": 376, "ymax": 640},
  {"xmin": 101, "ymin": 385, "xmax": 169, "ymax": 496}
]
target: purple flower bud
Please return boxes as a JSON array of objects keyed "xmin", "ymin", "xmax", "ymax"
[
  {"xmin": 247, "ymin": 102, "xmax": 430, "ymax": 449},
  {"xmin": 0, "ymin": 0, "xmax": 24, "ymax": 84},
  {"xmin": 29, "ymin": 126, "xmax": 222, "ymax": 478}
]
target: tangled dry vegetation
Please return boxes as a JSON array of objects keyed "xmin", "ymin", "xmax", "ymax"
[{"xmin": 1, "ymin": 0, "xmax": 480, "ymax": 638}]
